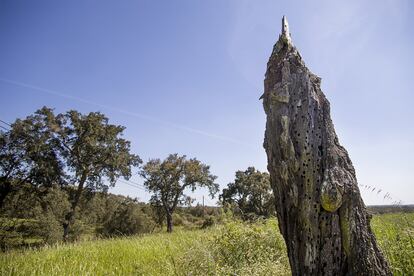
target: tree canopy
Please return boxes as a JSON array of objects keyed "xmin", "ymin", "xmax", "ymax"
[
  {"xmin": 220, "ymin": 167, "xmax": 274, "ymax": 219},
  {"xmin": 140, "ymin": 154, "xmax": 218, "ymax": 232},
  {"xmin": 0, "ymin": 109, "xmax": 64, "ymax": 208},
  {"xmin": 1, "ymin": 107, "xmax": 141, "ymax": 241},
  {"xmin": 43, "ymin": 107, "xmax": 141, "ymax": 240}
]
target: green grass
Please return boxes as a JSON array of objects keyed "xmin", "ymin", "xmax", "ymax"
[
  {"xmin": 1, "ymin": 229, "xmax": 207, "ymax": 275},
  {"xmin": 0, "ymin": 219, "xmax": 290, "ymax": 276},
  {"xmin": 1, "ymin": 213, "xmax": 413, "ymax": 275},
  {"xmin": 371, "ymin": 212, "xmax": 414, "ymax": 275}
]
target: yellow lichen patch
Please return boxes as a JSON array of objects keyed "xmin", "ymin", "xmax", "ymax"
[{"xmin": 320, "ymin": 181, "xmax": 342, "ymax": 212}]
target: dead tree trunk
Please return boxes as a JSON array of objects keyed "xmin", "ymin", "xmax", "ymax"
[{"xmin": 262, "ymin": 16, "xmax": 390, "ymax": 275}]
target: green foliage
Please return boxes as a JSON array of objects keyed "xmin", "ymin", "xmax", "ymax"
[
  {"xmin": 0, "ymin": 107, "xmax": 142, "ymax": 241},
  {"xmin": 179, "ymin": 218, "xmax": 290, "ymax": 275},
  {"xmin": 187, "ymin": 203, "xmax": 206, "ymax": 217},
  {"xmin": 0, "ymin": 213, "xmax": 413, "ymax": 275},
  {"xmin": 0, "ymin": 185, "xmax": 70, "ymax": 247},
  {"xmin": 220, "ymin": 167, "xmax": 275, "ymax": 219},
  {"xmin": 1, "ymin": 108, "xmax": 412, "ymax": 274},
  {"xmin": 0, "ymin": 109, "xmax": 65, "ymax": 208},
  {"xmin": 0, "ymin": 185, "xmax": 159, "ymax": 247},
  {"xmin": 70, "ymin": 193, "xmax": 157, "ymax": 239},
  {"xmin": 0, "ymin": 214, "xmax": 64, "ymax": 250},
  {"xmin": 0, "ymin": 218, "xmax": 44, "ymax": 250},
  {"xmin": 99, "ymin": 197, "xmax": 155, "ymax": 237},
  {"xmin": 200, "ymin": 216, "xmax": 215, "ymax": 229},
  {"xmin": 46, "ymin": 108, "xmax": 142, "ymax": 191},
  {"xmin": 172, "ymin": 212, "xmax": 185, "ymax": 226},
  {"xmin": 0, "ymin": 218, "xmax": 290, "ymax": 275},
  {"xmin": 371, "ymin": 213, "xmax": 414, "ymax": 275},
  {"xmin": 212, "ymin": 219, "xmax": 286, "ymax": 267},
  {"xmin": 140, "ymin": 153, "xmax": 218, "ymax": 232},
  {"xmin": 148, "ymin": 195, "xmax": 166, "ymax": 227}
]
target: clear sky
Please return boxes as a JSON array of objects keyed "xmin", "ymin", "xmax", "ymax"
[{"xmin": 0, "ymin": 0, "xmax": 413, "ymax": 206}]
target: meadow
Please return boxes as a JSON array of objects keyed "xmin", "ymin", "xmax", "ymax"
[{"xmin": 1, "ymin": 213, "xmax": 413, "ymax": 276}]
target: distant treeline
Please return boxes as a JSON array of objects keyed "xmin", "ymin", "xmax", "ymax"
[
  {"xmin": 4, "ymin": 107, "xmax": 408, "ymax": 251},
  {"xmin": 0, "ymin": 108, "xmax": 221, "ymax": 250},
  {"xmin": 0, "ymin": 183, "xmax": 221, "ymax": 250},
  {"xmin": 367, "ymin": 205, "xmax": 414, "ymax": 214},
  {"xmin": 0, "ymin": 108, "xmax": 276, "ymax": 250}
]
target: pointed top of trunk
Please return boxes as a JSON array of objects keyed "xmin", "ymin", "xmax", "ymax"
[
  {"xmin": 269, "ymin": 16, "xmax": 295, "ymax": 58},
  {"xmin": 281, "ymin": 15, "xmax": 292, "ymax": 45},
  {"xmin": 282, "ymin": 16, "xmax": 290, "ymax": 37}
]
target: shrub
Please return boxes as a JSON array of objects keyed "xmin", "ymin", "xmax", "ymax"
[
  {"xmin": 201, "ymin": 216, "xmax": 215, "ymax": 229},
  {"xmin": 172, "ymin": 213, "xmax": 185, "ymax": 227},
  {"xmin": 99, "ymin": 199, "xmax": 155, "ymax": 237},
  {"xmin": 178, "ymin": 219, "xmax": 290, "ymax": 275},
  {"xmin": 0, "ymin": 186, "xmax": 70, "ymax": 247},
  {"xmin": 0, "ymin": 218, "xmax": 44, "ymax": 250}
]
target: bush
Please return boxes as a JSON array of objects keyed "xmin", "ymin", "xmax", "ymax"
[
  {"xmin": 178, "ymin": 219, "xmax": 290, "ymax": 275},
  {"xmin": 212, "ymin": 219, "xmax": 287, "ymax": 269},
  {"xmin": 172, "ymin": 213, "xmax": 185, "ymax": 227},
  {"xmin": 0, "ymin": 218, "xmax": 44, "ymax": 250},
  {"xmin": 200, "ymin": 216, "xmax": 215, "ymax": 229},
  {"xmin": 188, "ymin": 204, "xmax": 205, "ymax": 217},
  {"xmin": 98, "ymin": 198, "xmax": 155, "ymax": 237},
  {"xmin": 0, "ymin": 186, "xmax": 70, "ymax": 247}
]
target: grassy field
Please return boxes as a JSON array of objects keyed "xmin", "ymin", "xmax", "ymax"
[
  {"xmin": 1, "ymin": 213, "xmax": 413, "ymax": 275},
  {"xmin": 371, "ymin": 213, "xmax": 414, "ymax": 275}
]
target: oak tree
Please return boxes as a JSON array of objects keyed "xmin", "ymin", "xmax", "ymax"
[
  {"xmin": 220, "ymin": 167, "xmax": 274, "ymax": 219},
  {"xmin": 0, "ymin": 109, "xmax": 64, "ymax": 208},
  {"xmin": 43, "ymin": 108, "xmax": 141, "ymax": 241},
  {"xmin": 140, "ymin": 154, "xmax": 218, "ymax": 232}
]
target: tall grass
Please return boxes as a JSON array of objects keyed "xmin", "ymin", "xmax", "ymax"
[
  {"xmin": 1, "ymin": 213, "xmax": 413, "ymax": 275},
  {"xmin": 371, "ymin": 212, "xmax": 414, "ymax": 275},
  {"xmin": 1, "ymin": 229, "xmax": 206, "ymax": 275},
  {"xmin": 0, "ymin": 219, "xmax": 290, "ymax": 276}
]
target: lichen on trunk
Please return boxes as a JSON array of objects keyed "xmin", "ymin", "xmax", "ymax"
[{"xmin": 262, "ymin": 16, "xmax": 390, "ymax": 275}]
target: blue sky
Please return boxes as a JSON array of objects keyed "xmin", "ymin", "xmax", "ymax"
[{"xmin": 0, "ymin": 0, "xmax": 413, "ymax": 205}]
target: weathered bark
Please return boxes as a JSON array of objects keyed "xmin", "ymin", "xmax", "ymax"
[{"xmin": 262, "ymin": 17, "xmax": 390, "ymax": 275}]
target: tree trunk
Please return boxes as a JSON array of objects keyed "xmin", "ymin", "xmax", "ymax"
[
  {"xmin": 0, "ymin": 178, "xmax": 12, "ymax": 209},
  {"xmin": 166, "ymin": 211, "xmax": 173, "ymax": 233},
  {"xmin": 262, "ymin": 17, "xmax": 390, "ymax": 275},
  {"xmin": 63, "ymin": 172, "xmax": 87, "ymax": 241}
]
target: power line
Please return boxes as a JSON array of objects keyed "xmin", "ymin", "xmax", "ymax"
[
  {"xmin": 0, "ymin": 113, "xmax": 406, "ymax": 205},
  {"xmin": 0, "ymin": 119, "xmax": 11, "ymax": 132},
  {"xmin": 118, "ymin": 180, "xmax": 144, "ymax": 190},
  {"xmin": 118, "ymin": 179, "xmax": 146, "ymax": 191},
  {"xmin": 117, "ymin": 176, "xmax": 146, "ymax": 189},
  {"xmin": 0, "ymin": 116, "xmax": 148, "ymax": 192},
  {"xmin": 0, "ymin": 125, "xmax": 9, "ymax": 131},
  {"xmin": 0, "ymin": 77, "xmax": 254, "ymax": 148},
  {"xmin": 126, "ymin": 178, "xmax": 146, "ymax": 188},
  {"xmin": 0, "ymin": 119, "xmax": 11, "ymax": 127}
]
